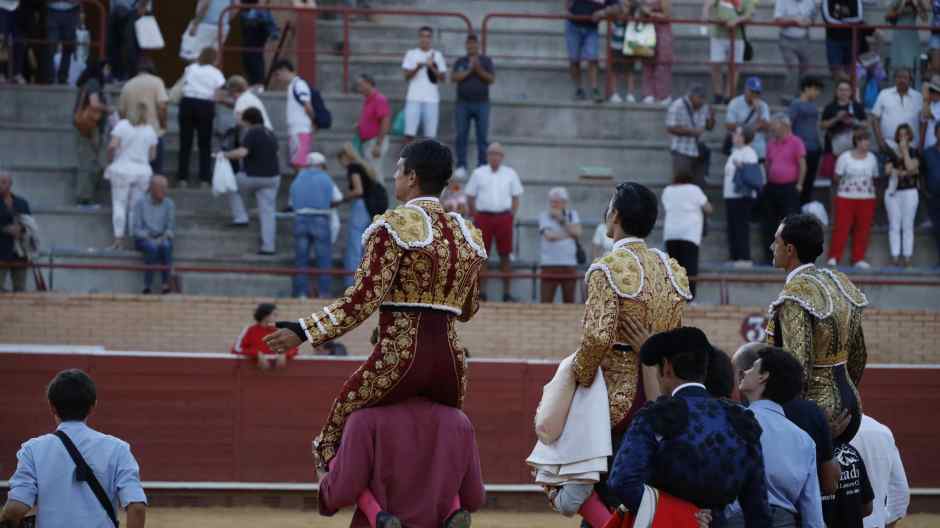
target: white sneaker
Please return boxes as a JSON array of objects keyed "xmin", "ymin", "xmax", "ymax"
[
  {"xmin": 453, "ymin": 167, "xmax": 468, "ymax": 180},
  {"xmin": 608, "ymin": 93, "xmax": 623, "ymax": 103},
  {"xmin": 659, "ymin": 97, "xmax": 673, "ymax": 106},
  {"xmin": 827, "ymin": 258, "xmax": 837, "ymax": 267},
  {"xmin": 625, "ymin": 94, "xmax": 636, "ymax": 104},
  {"xmin": 642, "ymin": 95, "xmax": 656, "ymax": 104},
  {"xmin": 854, "ymin": 260, "xmax": 871, "ymax": 269}
]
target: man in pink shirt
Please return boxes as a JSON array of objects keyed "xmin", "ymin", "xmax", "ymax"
[
  {"xmin": 761, "ymin": 114, "xmax": 806, "ymax": 263},
  {"xmin": 317, "ymin": 398, "xmax": 486, "ymax": 528},
  {"xmin": 356, "ymin": 74, "xmax": 392, "ymax": 180}
]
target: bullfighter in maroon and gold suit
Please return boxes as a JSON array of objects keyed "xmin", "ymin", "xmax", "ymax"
[{"xmin": 265, "ymin": 141, "xmax": 487, "ymax": 468}]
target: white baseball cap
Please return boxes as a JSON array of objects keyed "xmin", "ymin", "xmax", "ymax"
[{"xmin": 307, "ymin": 152, "xmax": 327, "ymax": 166}]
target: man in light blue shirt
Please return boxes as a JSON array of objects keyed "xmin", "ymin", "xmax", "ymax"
[
  {"xmin": 726, "ymin": 77, "xmax": 772, "ymax": 160},
  {"xmin": 1, "ymin": 369, "xmax": 147, "ymax": 528},
  {"xmin": 290, "ymin": 152, "xmax": 343, "ymax": 298},
  {"xmin": 726, "ymin": 344, "xmax": 825, "ymax": 528}
]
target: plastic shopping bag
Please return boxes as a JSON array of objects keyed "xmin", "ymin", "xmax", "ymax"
[
  {"xmin": 135, "ymin": 15, "xmax": 165, "ymax": 50},
  {"xmin": 212, "ymin": 153, "xmax": 238, "ymax": 196}
]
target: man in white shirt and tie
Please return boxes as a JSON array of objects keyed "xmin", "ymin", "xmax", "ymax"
[{"xmin": 465, "ymin": 142, "xmax": 524, "ymax": 302}]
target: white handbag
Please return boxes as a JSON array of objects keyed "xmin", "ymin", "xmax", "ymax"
[
  {"xmin": 623, "ymin": 21, "xmax": 656, "ymax": 57},
  {"xmin": 135, "ymin": 15, "xmax": 165, "ymax": 50},
  {"xmin": 212, "ymin": 153, "xmax": 238, "ymax": 196}
]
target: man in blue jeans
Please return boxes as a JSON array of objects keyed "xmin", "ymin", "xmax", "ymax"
[
  {"xmin": 452, "ymin": 34, "xmax": 495, "ymax": 180},
  {"xmin": 132, "ymin": 176, "xmax": 175, "ymax": 294},
  {"xmin": 291, "ymin": 152, "xmax": 343, "ymax": 298},
  {"xmin": 566, "ymin": 0, "xmax": 616, "ymax": 102},
  {"xmin": 45, "ymin": 0, "xmax": 80, "ymax": 84}
]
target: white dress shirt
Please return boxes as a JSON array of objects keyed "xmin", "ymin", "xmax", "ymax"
[
  {"xmin": 465, "ymin": 164, "xmax": 524, "ymax": 213},
  {"xmin": 872, "ymin": 87, "xmax": 923, "ymax": 148},
  {"xmin": 850, "ymin": 415, "xmax": 910, "ymax": 528}
]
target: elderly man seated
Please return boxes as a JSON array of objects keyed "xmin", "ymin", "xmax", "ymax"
[{"xmin": 133, "ymin": 175, "xmax": 175, "ymax": 294}]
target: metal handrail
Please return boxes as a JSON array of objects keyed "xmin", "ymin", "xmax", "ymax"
[{"xmin": 216, "ymin": 5, "xmax": 473, "ymax": 92}]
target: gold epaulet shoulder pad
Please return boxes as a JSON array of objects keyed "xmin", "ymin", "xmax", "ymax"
[
  {"xmin": 768, "ymin": 272, "xmax": 834, "ymax": 320},
  {"xmin": 447, "ymin": 212, "xmax": 488, "ymax": 259},
  {"xmin": 649, "ymin": 248, "xmax": 694, "ymax": 301},
  {"xmin": 361, "ymin": 204, "xmax": 433, "ymax": 249},
  {"xmin": 586, "ymin": 247, "xmax": 644, "ymax": 299},
  {"xmin": 816, "ymin": 268, "xmax": 870, "ymax": 308}
]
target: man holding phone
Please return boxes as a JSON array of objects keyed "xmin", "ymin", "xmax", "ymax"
[{"xmin": 402, "ymin": 26, "xmax": 447, "ymax": 142}]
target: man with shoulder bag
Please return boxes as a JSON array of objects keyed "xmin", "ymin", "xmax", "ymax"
[
  {"xmin": 666, "ymin": 83, "xmax": 716, "ymax": 187},
  {"xmin": 1, "ymin": 369, "xmax": 147, "ymax": 528}
]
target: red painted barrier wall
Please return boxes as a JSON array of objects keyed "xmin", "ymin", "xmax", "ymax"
[{"xmin": 1, "ymin": 352, "xmax": 937, "ymax": 488}]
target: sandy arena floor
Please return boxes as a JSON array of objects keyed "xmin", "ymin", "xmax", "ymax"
[{"xmin": 136, "ymin": 508, "xmax": 938, "ymax": 527}]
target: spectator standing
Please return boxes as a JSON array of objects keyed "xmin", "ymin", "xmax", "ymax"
[
  {"xmin": 177, "ymin": 47, "xmax": 225, "ymax": 188},
  {"xmin": 726, "ymin": 77, "xmax": 771, "ymax": 161},
  {"xmin": 232, "ymin": 303, "xmax": 299, "ymax": 369},
  {"xmin": 133, "ymin": 176, "xmax": 174, "ymax": 294},
  {"xmin": 402, "ymin": 26, "xmax": 447, "ymax": 140},
  {"xmin": 291, "ymin": 152, "xmax": 342, "ymax": 298},
  {"xmin": 871, "ymin": 68, "xmax": 923, "ymax": 153},
  {"xmin": 44, "ymin": 0, "xmax": 79, "ymax": 85},
  {"xmin": 920, "ymin": 76, "xmax": 940, "ymax": 149},
  {"xmin": 594, "ymin": 0, "xmax": 642, "ymax": 103},
  {"xmin": 592, "ymin": 222, "xmax": 614, "ymax": 258},
  {"xmin": 789, "ymin": 77, "xmax": 824, "ymax": 204},
  {"xmin": 0, "ymin": 172, "xmax": 30, "ymax": 293},
  {"xmin": 0, "ymin": 369, "xmax": 147, "ymax": 527},
  {"xmin": 703, "ymin": 0, "xmax": 756, "ymax": 104},
  {"xmin": 666, "ymin": 84, "xmax": 716, "ymax": 187},
  {"xmin": 452, "ymin": 34, "xmax": 495, "ymax": 179},
  {"xmin": 273, "ymin": 60, "xmax": 322, "ymax": 171},
  {"xmin": 185, "ymin": 0, "xmax": 235, "ymax": 58},
  {"xmin": 355, "ymin": 74, "xmax": 391, "ymax": 180},
  {"xmin": 225, "ymin": 75, "xmax": 272, "ymax": 129},
  {"xmin": 723, "ymin": 126, "xmax": 759, "ymax": 266},
  {"xmin": 821, "ymin": 79, "xmax": 867, "ymax": 161},
  {"xmin": 774, "ymin": 0, "xmax": 816, "ymax": 102},
  {"xmin": 0, "ymin": 1, "xmax": 16, "ymax": 84},
  {"xmin": 538, "ymin": 187, "xmax": 582, "ymax": 304},
  {"xmin": 466, "ymin": 142, "xmax": 524, "ymax": 302},
  {"xmin": 338, "ymin": 144, "xmax": 380, "ymax": 289},
  {"xmin": 567, "ymin": 0, "xmax": 615, "ymax": 102},
  {"xmin": 119, "ymin": 57, "xmax": 169, "ymax": 175},
  {"xmin": 726, "ymin": 345, "xmax": 825, "ymax": 528},
  {"xmin": 886, "ymin": 0, "xmax": 928, "ymax": 75},
  {"xmin": 662, "ymin": 174, "xmax": 712, "ymax": 299},
  {"xmin": 849, "ymin": 415, "xmax": 911, "ymax": 528},
  {"xmin": 238, "ymin": 0, "xmax": 279, "ymax": 88},
  {"xmin": 104, "ymin": 104, "xmax": 158, "ymax": 250},
  {"xmin": 108, "ymin": 0, "xmax": 146, "ymax": 81},
  {"xmin": 223, "ymin": 107, "xmax": 281, "ymax": 255},
  {"xmin": 824, "ymin": 442, "xmax": 876, "ymax": 528},
  {"xmin": 821, "ymin": 0, "xmax": 865, "ymax": 79},
  {"xmin": 884, "ymin": 124, "xmax": 920, "ymax": 267},
  {"xmin": 921, "ymin": 122, "xmax": 940, "ymax": 267},
  {"xmin": 74, "ymin": 61, "xmax": 109, "ymax": 207},
  {"xmin": 641, "ymin": 0, "xmax": 674, "ymax": 104},
  {"xmin": 762, "ymin": 115, "xmax": 806, "ymax": 263},
  {"xmin": 828, "ymin": 127, "xmax": 879, "ymax": 268}
]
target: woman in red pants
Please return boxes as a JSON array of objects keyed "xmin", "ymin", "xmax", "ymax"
[{"xmin": 828, "ymin": 127, "xmax": 879, "ymax": 268}]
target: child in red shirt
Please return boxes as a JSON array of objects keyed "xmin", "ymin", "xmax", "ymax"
[{"xmin": 232, "ymin": 303, "xmax": 299, "ymax": 369}]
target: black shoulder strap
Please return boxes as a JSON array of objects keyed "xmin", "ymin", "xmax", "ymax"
[
  {"xmin": 55, "ymin": 431, "xmax": 119, "ymax": 527},
  {"xmin": 682, "ymin": 98, "xmax": 700, "ymax": 127}
]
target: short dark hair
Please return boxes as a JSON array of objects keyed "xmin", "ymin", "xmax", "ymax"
[
  {"xmin": 401, "ymin": 139, "xmax": 453, "ymax": 195},
  {"xmin": 47, "ymin": 369, "xmax": 97, "ymax": 421},
  {"xmin": 358, "ymin": 73, "xmax": 375, "ymax": 86},
  {"xmin": 800, "ymin": 76, "xmax": 823, "ymax": 91},
  {"xmin": 780, "ymin": 213, "xmax": 824, "ymax": 263},
  {"xmin": 640, "ymin": 327, "xmax": 712, "ymax": 383},
  {"xmin": 137, "ymin": 56, "xmax": 157, "ymax": 76},
  {"xmin": 673, "ymin": 169, "xmax": 693, "ymax": 184},
  {"xmin": 739, "ymin": 125, "xmax": 756, "ymax": 144},
  {"xmin": 466, "ymin": 33, "xmax": 479, "ymax": 42},
  {"xmin": 419, "ymin": 26, "xmax": 433, "ymax": 35},
  {"xmin": 852, "ymin": 125, "xmax": 870, "ymax": 147},
  {"xmin": 198, "ymin": 47, "xmax": 217, "ymax": 66},
  {"xmin": 242, "ymin": 107, "xmax": 264, "ymax": 126},
  {"xmin": 756, "ymin": 346, "xmax": 805, "ymax": 404},
  {"xmin": 273, "ymin": 59, "xmax": 295, "ymax": 73},
  {"xmin": 611, "ymin": 182, "xmax": 658, "ymax": 239},
  {"xmin": 706, "ymin": 347, "xmax": 735, "ymax": 398},
  {"xmin": 254, "ymin": 303, "xmax": 276, "ymax": 322}
]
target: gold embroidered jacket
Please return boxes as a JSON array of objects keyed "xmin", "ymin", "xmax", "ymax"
[
  {"xmin": 298, "ymin": 197, "xmax": 488, "ymax": 346},
  {"xmin": 766, "ymin": 265, "xmax": 869, "ymax": 420},
  {"xmin": 573, "ymin": 238, "xmax": 692, "ymax": 428}
]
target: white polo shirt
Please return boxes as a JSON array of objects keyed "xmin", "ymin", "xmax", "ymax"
[
  {"xmin": 286, "ymin": 76, "xmax": 313, "ymax": 135},
  {"xmin": 181, "ymin": 63, "xmax": 225, "ymax": 101},
  {"xmin": 402, "ymin": 48, "xmax": 447, "ymax": 103},
  {"xmin": 465, "ymin": 164, "xmax": 524, "ymax": 213},
  {"xmin": 872, "ymin": 87, "xmax": 923, "ymax": 147},
  {"xmin": 234, "ymin": 91, "xmax": 272, "ymax": 130}
]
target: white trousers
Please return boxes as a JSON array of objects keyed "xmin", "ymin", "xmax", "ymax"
[
  {"xmin": 884, "ymin": 188, "xmax": 919, "ymax": 258},
  {"xmin": 108, "ymin": 169, "xmax": 150, "ymax": 238}
]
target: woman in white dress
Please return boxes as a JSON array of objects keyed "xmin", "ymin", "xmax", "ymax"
[{"xmin": 105, "ymin": 101, "xmax": 158, "ymax": 249}]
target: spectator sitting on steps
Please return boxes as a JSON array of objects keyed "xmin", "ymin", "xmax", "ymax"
[
  {"xmin": 0, "ymin": 171, "xmax": 31, "ymax": 293},
  {"xmin": 133, "ymin": 175, "xmax": 175, "ymax": 294}
]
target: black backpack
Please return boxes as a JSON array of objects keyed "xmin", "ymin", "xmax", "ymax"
[{"xmin": 292, "ymin": 78, "xmax": 332, "ymax": 130}]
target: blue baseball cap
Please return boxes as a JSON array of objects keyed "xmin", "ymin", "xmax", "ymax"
[{"xmin": 745, "ymin": 77, "xmax": 763, "ymax": 93}]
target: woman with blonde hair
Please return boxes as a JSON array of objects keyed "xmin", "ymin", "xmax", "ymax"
[
  {"xmin": 337, "ymin": 142, "xmax": 387, "ymax": 288},
  {"xmin": 105, "ymin": 101, "xmax": 158, "ymax": 249}
]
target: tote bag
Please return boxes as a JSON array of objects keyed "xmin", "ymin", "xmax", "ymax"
[
  {"xmin": 135, "ymin": 15, "xmax": 165, "ymax": 50},
  {"xmin": 623, "ymin": 21, "xmax": 656, "ymax": 57},
  {"xmin": 212, "ymin": 153, "xmax": 238, "ymax": 196}
]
